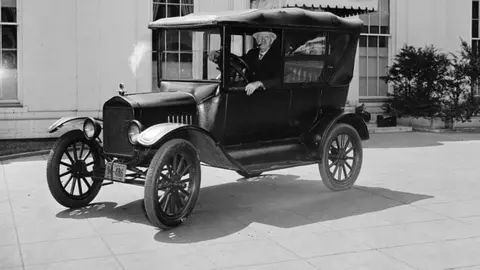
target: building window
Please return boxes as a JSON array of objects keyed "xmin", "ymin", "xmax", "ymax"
[
  {"xmin": 472, "ymin": 0, "xmax": 480, "ymax": 95},
  {"xmin": 0, "ymin": 0, "xmax": 18, "ymax": 103},
  {"xmin": 359, "ymin": 0, "xmax": 390, "ymax": 98},
  {"xmin": 152, "ymin": 0, "xmax": 194, "ymax": 90}
]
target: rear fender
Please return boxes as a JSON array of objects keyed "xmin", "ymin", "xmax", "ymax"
[
  {"xmin": 136, "ymin": 123, "xmax": 246, "ymax": 171},
  {"xmin": 47, "ymin": 116, "xmax": 103, "ymax": 134},
  {"xmin": 312, "ymin": 112, "xmax": 369, "ymax": 157}
]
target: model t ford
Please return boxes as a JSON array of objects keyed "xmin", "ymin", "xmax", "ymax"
[{"xmin": 46, "ymin": 7, "xmax": 370, "ymax": 229}]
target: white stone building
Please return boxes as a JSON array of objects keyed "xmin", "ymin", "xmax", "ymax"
[{"xmin": 0, "ymin": 0, "xmax": 474, "ymax": 139}]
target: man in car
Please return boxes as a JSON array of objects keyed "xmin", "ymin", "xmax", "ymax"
[{"xmin": 208, "ymin": 31, "xmax": 282, "ymax": 96}]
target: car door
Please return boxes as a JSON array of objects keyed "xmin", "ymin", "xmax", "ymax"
[{"xmin": 223, "ymin": 86, "xmax": 291, "ymax": 146}]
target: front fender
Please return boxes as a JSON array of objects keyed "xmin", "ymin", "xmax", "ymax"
[
  {"xmin": 47, "ymin": 116, "xmax": 103, "ymax": 133},
  {"xmin": 136, "ymin": 123, "xmax": 246, "ymax": 171}
]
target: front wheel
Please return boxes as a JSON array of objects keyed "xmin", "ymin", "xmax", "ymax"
[
  {"xmin": 46, "ymin": 130, "xmax": 103, "ymax": 208},
  {"xmin": 144, "ymin": 139, "xmax": 201, "ymax": 229},
  {"xmin": 318, "ymin": 124, "xmax": 363, "ymax": 191}
]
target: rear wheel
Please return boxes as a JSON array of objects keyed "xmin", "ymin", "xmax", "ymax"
[
  {"xmin": 46, "ymin": 130, "xmax": 103, "ymax": 208},
  {"xmin": 318, "ymin": 124, "xmax": 363, "ymax": 191},
  {"xmin": 144, "ymin": 139, "xmax": 201, "ymax": 229}
]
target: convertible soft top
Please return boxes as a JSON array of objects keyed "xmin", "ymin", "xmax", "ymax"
[{"xmin": 148, "ymin": 7, "xmax": 363, "ymax": 30}]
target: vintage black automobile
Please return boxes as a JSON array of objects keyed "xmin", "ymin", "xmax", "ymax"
[{"xmin": 46, "ymin": 7, "xmax": 370, "ymax": 229}]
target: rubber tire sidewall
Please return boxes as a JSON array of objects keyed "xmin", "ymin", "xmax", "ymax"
[
  {"xmin": 144, "ymin": 139, "xmax": 201, "ymax": 230},
  {"xmin": 46, "ymin": 130, "xmax": 103, "ymax": 208},
  {"xmin": 318, "ymin": 123, "xmax": 363, "ymax": 191}
]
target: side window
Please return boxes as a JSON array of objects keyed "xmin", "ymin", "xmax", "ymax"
[
  {"xmin": 327, "ymin": 32, "xmax": 351, "ymax": 72},
  {"xmin": 283, "ymin": 30, "xmax": 327, "ymax": 84}
]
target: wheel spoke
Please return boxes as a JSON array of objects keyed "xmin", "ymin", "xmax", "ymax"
[
  {"xmin": 179, "ymin": 187, "xmax": 190, "ymax": 197},
  {"xmin": 72, "ymin": 143, "xmax": 78, "ymax": 161},
  {"xmin": 70, "ymin": 177, "xmax": 77, "ymax": 194},
  {"xmin": 176, "ymin": 155, "xmax": 185, "ymax": 174},
  {"xmin": 335, "ymin": 137, "xmax": 341, "ymax": 149},
  {"xmin": 168, "ymin": 192, "xmax": 176, "ymax": 214},
  {"xmin": 60, "ymin": 161, "xmax": 71, "ymax": 168},
  {"xmin": 345, "ymin": 146, "xmax": 354, "ymax": 155},
  {"xmin": 173, "ymin": 154, "xmax": 179, "ymax": 173},
  {"xmin": 157, "ymin": 181, "xmax": 170, "ymax": 190},
  {"xmin": 166, "ymin": 164, "xmax": 174, "ymax": 177},
  {"xmin": 178, "ymin": 178, "xmax": 191, "ymax": 184},
  {"xmin": 159, "ymin": 172, "xmax": 174, "ymax": 182},
  {"xmin": 160, "ymin": 191, "xmax": 172, "ymax": 213},
  {"xmin": 81, "ymin": 177, "xmax": 91, "ymax": 189},
  {"xmin": 85, "ymin": 161, "xmax": 95, "ymax": 167},
  {"xmin": 343, "ymin": 136, "xmax": 351, "ymax": 151},
  {"xmin": 345, "ymin": 157, "xmax": 354, "ymax": 160},
  {"xmin": 78, "ymin": 178, "xmax": 83, "ymax": 195},
  {"xmin": 63, "ymin": 175, "xmax": 73, "ymax": 189},
  {"xmin": 337, "ymin": 166, "xmax": 342, "ymax": 180},
  {"xmin": 59, "ymin": 170, "xmax": 72, "ymax": 178},
  {"xmin": 179, "ymin": 163, "xmax": 191, "ymax": 177},
  {"xmin": 332, "ymin": 164, "xmax": 339, "ymax": 177},
  {"xmin": 64, "ymin": 151, "xmax": 74, "ymax": 163},
  {"xmin": 82, "ymin": 149, "xmax": 92, "ymax": 161},
  {"xmin": 79, "ymin": 143, "xmax": 85, "ymax": 160},
  {"xmin": 329, "ymin": 159, "xmax": 338, "ymax": 169},
  {"xmin": 172, "ymin": 191, "xmax": 183, "ymax": 212},
  {"xmin": 345, "ymin": 161, "xmax": 353, "ymax": 170},
  {"xmin": 342, "ymin": 164, "xmax": 348, "ymax": 179}
]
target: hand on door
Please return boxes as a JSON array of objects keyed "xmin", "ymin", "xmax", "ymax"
[{"xmin": 245, "ymin": 81, "xmax": 264, "ymax": 96}]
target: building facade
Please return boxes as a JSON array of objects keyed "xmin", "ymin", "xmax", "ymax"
[{"xmin": 0, "ymin": 0, "xmax": 473, "ymax": 139}]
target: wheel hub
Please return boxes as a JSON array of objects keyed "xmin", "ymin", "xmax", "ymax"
[{"xmin": 70, "ymin": 161, "xmax": 87, "ymax": 177}]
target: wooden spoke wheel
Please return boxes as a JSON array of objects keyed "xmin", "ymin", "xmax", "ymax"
[
  {"xmin": 46, "ymin": 130, "xmax": 103, "ymax": 208},
  {"xmin": 318, "ymin": 124, "xmax": 363, "ymax": 191},
  {"xmin": 144, "ymin": 139, "xmax": 201, "ymax": 229}
]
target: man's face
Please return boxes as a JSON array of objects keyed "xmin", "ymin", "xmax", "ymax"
[{"xmin": 255, "ymin": 35, "xmax": 274, "ymax": 52}]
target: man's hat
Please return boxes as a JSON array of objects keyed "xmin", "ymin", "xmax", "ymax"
[{"xmin": 253, "ymin": 31, "xmax": 277, "ymax": 41}]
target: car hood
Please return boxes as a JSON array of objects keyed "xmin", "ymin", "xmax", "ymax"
[{"xmin": 122, "ymin": 91, "xmax": 196, "ymax": 109}]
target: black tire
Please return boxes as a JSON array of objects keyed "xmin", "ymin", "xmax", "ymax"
[
  {"xmin": 318, "ymin": 123, "xmax": 363, "ymax": 191},
  {"xmin": 236, "ymin": 171, "xmax": 262, "ymax": 178},
  {"xmin": 46, "ymin": 130, "xmax": 103, "ymax": 208},
  {"xmin": 144, "ymin": 139, "xmax": 201, "ymax": 229}
]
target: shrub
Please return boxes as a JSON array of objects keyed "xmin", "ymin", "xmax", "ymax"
[{"xmin": 382, "ymin": 44, "xmax": 450, "ymax": 119}]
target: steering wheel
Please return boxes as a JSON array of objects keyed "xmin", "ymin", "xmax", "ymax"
[{"xmin": 228, "ymin": 54, "xmax": 250, "ymax": 84}]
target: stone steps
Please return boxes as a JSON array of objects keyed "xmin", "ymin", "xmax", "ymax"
[{"xmin": 367, "ymin": 123, "xmax": 413, "ymax": 134}]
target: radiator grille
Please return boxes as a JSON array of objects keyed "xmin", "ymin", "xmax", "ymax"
[
  {"xmin": 103, "ymin": 106, "xmax": 134, "ymax": 157},
  {"xmin": 167, "ymin": 113, "xmax": 193, "ymax": 125}
]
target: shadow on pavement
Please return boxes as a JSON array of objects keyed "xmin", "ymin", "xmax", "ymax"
[
  {"xmin": 55, "ymin": 174, "xmax": 433, "ymax": 243},
  {"xmin": 56, "ymin": 199, "xmax": 150, "ymax": 225},
  {"xmin": 364, "ymin": 132, "xmax": 480, "ymax": 149}
]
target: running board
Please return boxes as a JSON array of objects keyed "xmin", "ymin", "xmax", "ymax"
[
  {"xmin": 243, "ymin": 160, "xmax": 318, "ymax": 174},
  {"xmin": 225, "ymin": 140, "xmax": 311, "ymax": 167}
]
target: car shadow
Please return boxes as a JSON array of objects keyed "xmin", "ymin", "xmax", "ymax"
[
  {"xmin": 363, "ymin": 132, "xmax": 480, "ymax": 149},
  {"xmin": 56, "ymin": 174, "xmax": 433, "ymax": 243}
]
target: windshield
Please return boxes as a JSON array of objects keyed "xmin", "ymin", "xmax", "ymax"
[{"xmin": 156, "ymin": 28, "xmax": 222, "ymax": 81}]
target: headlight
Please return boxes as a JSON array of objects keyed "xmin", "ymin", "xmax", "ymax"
[
  {"xmin": 127, "ymin": 120, "xmax": 144, "ymax": 145},
  {"xmin": 83, "ymin": 118, "xmax": 101, "ymax": 140}
]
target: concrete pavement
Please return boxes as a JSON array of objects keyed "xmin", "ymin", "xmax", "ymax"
[{"xmin": 1, "ymin": 132, "xmax": 480, "ymax": 270}]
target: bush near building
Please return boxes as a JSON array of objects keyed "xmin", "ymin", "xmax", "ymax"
[{"xmin": 381, "ymin": 40, "xmax": 480, "ymax": 127}]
